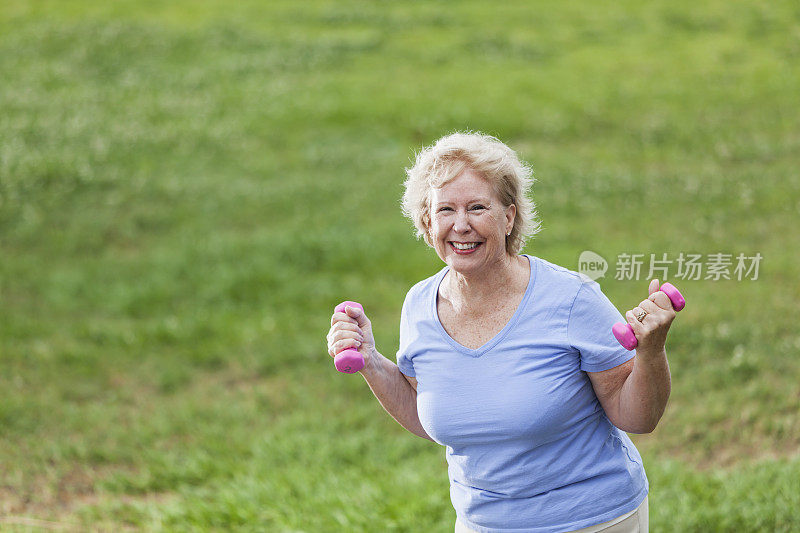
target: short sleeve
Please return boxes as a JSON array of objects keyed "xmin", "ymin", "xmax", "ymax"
[
  {"xmin": 568, "ymin": 281, "xmax": 634, "ymax": 372},
  {"xmin": 396, "ymin": 292, "xmax": 416, "ymax": 377}
]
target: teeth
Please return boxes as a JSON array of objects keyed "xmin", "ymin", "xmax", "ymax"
[{"xmin": 452, "ymin": 242, "xmax": 479, "ymax": 250}]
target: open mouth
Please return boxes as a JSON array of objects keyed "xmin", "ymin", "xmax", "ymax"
[{"xmin": 450, "ymin": 241, "xmax": 482, "ymax": 254}]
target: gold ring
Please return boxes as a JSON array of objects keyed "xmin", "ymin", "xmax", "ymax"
[{"xmin": 635, "ymin": 309, "xmax": 647, "ymax": 323}]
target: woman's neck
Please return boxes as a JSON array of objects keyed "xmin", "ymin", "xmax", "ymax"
[{"xmin": 443, "ymin": 254, "xmax": 528, "ymax": 314}]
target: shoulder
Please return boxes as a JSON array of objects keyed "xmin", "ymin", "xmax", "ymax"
[
  {"xmin": 400, "ymin": 266, "xmax": 447, "ymax": 316},
  {"xmin": 526, "ymin": 255, "xmax": 586, "ymax": 300},
  {"xmin": 404, "ymin": 266, "xmax": 446, "ymax": 303},
  {"xmin": 527, "ymin": 254, "xmax": 581, "ymax": 279}
]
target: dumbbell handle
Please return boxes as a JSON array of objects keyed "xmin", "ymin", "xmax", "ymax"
[
  {"xmin": 612, "ymin": 282, "xmax": 685, "ymax": 351},
  {"xmin": 333, "ymin": 301, "xmax": 366, "ymax": 373}
]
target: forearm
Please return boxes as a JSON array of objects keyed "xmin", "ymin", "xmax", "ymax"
[
  {"xmin": 617, "ymin": 349, "xmax": 671, "ymax": 433},
  {"xmin": 360, "ymin": 351, "xmax": 434, "ymax": 441}
]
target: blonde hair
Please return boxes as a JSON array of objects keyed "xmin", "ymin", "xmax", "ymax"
[{"xmin": 401, "ymin": 131, "xmax": 541, "ymax": 255}]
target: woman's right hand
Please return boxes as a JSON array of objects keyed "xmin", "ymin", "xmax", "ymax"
[{"xmin": 327, "ymin": 304, "xmax": 377, "ymax": 370}]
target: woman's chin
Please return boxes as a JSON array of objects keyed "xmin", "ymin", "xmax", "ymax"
[{"xmin": 445, "ymin": 252, "xmax": 487, "ymax": 274}]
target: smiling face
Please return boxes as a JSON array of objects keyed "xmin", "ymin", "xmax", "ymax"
[{"xmin": 428, "ymin": 168, "xmax": 516, "ymax": 276}]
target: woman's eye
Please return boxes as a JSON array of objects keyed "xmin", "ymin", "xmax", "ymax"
[
  {"xmin": 470, "ymin": 205, "xmax": 486, "ymax": 211},
  {"xmin": 438, "ymin": 206, "xmax": 453, "ymax": 212}
]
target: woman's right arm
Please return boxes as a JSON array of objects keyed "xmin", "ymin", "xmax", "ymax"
[{"xmin": 328, "ymin": 305, "xmax": 433, "ymax": 441}]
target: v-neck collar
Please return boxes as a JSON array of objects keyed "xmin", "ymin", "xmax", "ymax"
[{"xmin": 431, "ymin": 255, "xmax": 537, "ymax": 357}]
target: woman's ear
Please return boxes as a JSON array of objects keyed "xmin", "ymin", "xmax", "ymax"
[
  {"xmin": 421, "ymin": 223, "xmax": 436, "ymax": 248},
  {"xmin": 505, "ymin": 204, "xmax": 517, "ymax": 234},
  {"xmin": 422, "ymin": 213, "xmax": 432, "ymax": 245}
]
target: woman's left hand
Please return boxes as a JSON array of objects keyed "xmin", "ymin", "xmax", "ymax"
[{"xmin": 624, "ymin": 279, "xmax": 677, "ymax": 355}]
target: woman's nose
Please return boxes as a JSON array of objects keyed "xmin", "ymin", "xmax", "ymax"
[{"xmin": 453, "ymin": 210, "xmax": 471, "ymax": 233}]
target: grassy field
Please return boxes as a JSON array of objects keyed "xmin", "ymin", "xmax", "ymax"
[{"xmin": 1, "ymin": 1, "xmax": 799, "ymax": 531}]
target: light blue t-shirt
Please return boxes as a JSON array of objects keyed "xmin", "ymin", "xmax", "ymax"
[{"xmin": 396, "ymin": 255, "xmax": 648, "ymax": 533}]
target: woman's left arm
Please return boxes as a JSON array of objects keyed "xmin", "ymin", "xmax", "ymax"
[{"xmin": 587, "ymin": 279, "xmax": 675, "ymax": 434}]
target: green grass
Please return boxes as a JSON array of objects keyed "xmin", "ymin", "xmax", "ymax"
[{"xmin": 1, "ymin": 1, "xmax": 799, "ymax": 531}]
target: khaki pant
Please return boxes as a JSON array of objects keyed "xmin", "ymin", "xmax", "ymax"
[{"xmin": 455, "ymin": 496, "xmax": 649, "ymax": 533}]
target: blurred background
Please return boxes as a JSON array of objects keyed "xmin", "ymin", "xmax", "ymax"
[{"xmin": 1, "ymin": 1, "xmax": 798, "ymax": 531}]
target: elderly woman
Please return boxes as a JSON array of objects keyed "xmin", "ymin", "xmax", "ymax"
[{"xmin": 327, "ymin": 132, "xmax": 676, "ymax": 532}]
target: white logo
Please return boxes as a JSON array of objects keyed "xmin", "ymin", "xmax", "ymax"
[{"xmin": 578, "ymin": 250, "xmax": 608, "ymax": 282}]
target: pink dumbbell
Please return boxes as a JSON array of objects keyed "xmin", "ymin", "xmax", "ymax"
[
  {"xmin": 612, "ymin": 282, "xmax": 686, "ymax": 350},
  {"xmin": 333, "ymin": 301, "xmax": 365, "ymax": 373}
]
